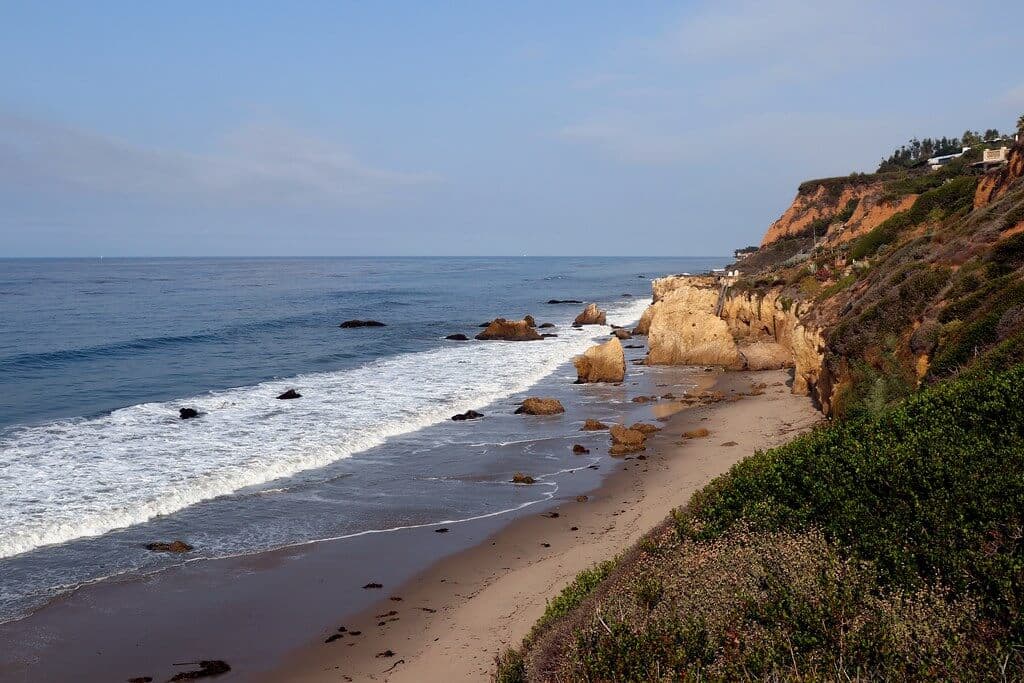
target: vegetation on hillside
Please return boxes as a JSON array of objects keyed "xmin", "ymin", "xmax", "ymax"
[{"xmin": 498, "ymin": 366, "xmax": 1024, "ymax": 681}]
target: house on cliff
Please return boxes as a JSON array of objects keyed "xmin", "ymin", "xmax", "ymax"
[{"xmin": 926, "ymin": 146, "xmax": 970, "ymax": 170}]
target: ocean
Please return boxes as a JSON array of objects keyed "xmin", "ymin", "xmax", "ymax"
[{"xmin": 0, "ymin": 256, "xmax": 725, "ymax": 623}]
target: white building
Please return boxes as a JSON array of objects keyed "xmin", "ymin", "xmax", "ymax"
[{"xmin": 927, "ymin": 146, "xmax": 970, "ymax": 170}]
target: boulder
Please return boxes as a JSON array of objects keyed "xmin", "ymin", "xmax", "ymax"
[
  {"xmin": 572, "ymin": 444, "xmax": 590, "ymax": 454},
  {"xmin": 475, "ymin": 318, "xmax": 542, "ymax": 341},
  {"xmin": 339, "ymin": 320, "xmax": 385, "ymax": 328},
  {"xmin": 277, "ymin": 389, "xmax": 302, "ymax": 400},
  {"xmin": 524, "ymin": 315, "xmax": 537, "ymax": 327},
  {"xmin": 546, "ymin": 299, "xmax": 582, "ymax": 304},
  {"xmin": 632, "ymin": 303, "xmax": 656, "ymax": 335},
  {"xmin": 512, "ymin": 472, "xmax": 536, "ymax": 484},
  {"xmin": 629, "ymin": 422, "xmax": 662, "ymax": 434},
  {"xmin": 445, "ymin": 333, "xmax": 469, "ymax": 341},
  {"xmin": 612, "ymin": 328, "xmax": 632, "ymax": 340},
  {"xmin": 538, "ymin": 322, "xmax": 556, "ymax": 328},
  {"xmin": 541, "ymin": 333, "xmax": 558, "ymax": 338},
  {"xmin": 573, "ymin": 337, "xmax": 625, "ymax": 383},
  {"xmin": 451, "ymin": 410, "xmax": 484, "ymax": 421},
  {"xmin": 573, "ymin": 303, "xmax": 607, "ymax": 325},
  {"xmin": 145, "ymin": 540, "xmax": 193, "ymax": 553},
  {"xmin": 515, "ymin": 398, "xmax": 565, "ymax": 415},
  {"xmin": 178, "ymin": 407, "xmax": 199, "ymax": 420},
  {"xmin": 609, "ymin": 424, "xmax": 646, "ymax": 455},
  {"xmin": 581, "ymin": 419, "xmax": 609, "ymax": 431}
]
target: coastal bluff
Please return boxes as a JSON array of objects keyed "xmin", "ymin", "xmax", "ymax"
[{"xmin": 639, "ymin": 275, "xmax": 828, "ymax": 410}]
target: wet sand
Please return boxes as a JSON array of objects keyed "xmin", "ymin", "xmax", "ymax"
[{"xmin": 266, "ymin": 368, "xmax": 822, "ymax": 682}]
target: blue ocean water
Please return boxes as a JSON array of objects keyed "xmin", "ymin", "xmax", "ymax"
[{"xmin": 0, "ymin": 256, "xmax": 724, "ymax": 621}]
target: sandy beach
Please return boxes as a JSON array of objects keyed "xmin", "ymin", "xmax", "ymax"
[{"xmin": 266, "ymin": 368, "xmax": 821, "ymax": 682}]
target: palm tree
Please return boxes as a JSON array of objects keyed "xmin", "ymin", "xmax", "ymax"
[{"xmin": 1018, "ymin": 113, "xmax": 1024, "ymax": 135}]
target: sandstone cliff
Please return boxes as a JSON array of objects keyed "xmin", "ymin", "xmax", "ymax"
[
  {"xmin": 760, "ymin": 179, "xmax": 916, "ymax": 248},
  {"xmin": 640, "ymin": 276, "xmax": 829, "ymax": 410}
]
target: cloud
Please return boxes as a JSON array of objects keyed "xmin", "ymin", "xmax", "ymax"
[{"xmin": 0, "ymin": 113, "xmax": 437, "ymax": 207}]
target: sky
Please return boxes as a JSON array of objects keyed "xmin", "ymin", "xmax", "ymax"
[{"xmin": 1, "ymin": 1, "xmax": 1023, "ymax": 257}]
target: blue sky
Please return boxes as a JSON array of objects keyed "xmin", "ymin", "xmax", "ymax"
[{"xmin": 1, "ymin": 1, "xmax": 1022, "ymax": 256}]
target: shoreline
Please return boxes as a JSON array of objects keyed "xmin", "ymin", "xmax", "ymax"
[{"xmin": 264, "ymin": 368, "xmax": 821, "ymax": 681}]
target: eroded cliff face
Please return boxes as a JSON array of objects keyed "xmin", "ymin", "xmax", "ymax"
[
  {"xmin": 974, "ymin": 144, "xmax": 1024, "ymax": 209},
  {"xmin": 641, "ymin": 276, "xmax": 830, "ymax": 412},
  {"xmin": 761, "ymin": 181, "xmax": 916, "ymax": 248}
]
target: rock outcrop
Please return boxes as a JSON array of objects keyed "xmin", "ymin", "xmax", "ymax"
[
  {"xmin": 580, "ymin": 419, "xmax": 609, "ymax": 431},
  {"xmin": 145, "ymin": 540, "xmax": 193, "ymax": 553},
  {"xmin": 475, "ymin": 318, "xmax": 543, "ymax": 341},
  {"xmin": 179, "ymin": 407, "xmax": 199, "ymax": 419},
  {"xmin": 612, "ymin": 328, "xmax": 632, "ymax": 340},
  {"xmin": 573, "ymin": 337, "xmax": 625, "ymax": 383},
  {"xmin": 644, "ymin": 279, "xmax": 743, "ymax": 368},
  {"xmin": 277, "ymin": 389, "xmax": 302, "ymax": 400},
  {"xmin": 339, "ymin": 320, "xmax": 385, "ymax": 328},
  {"xmin": 515, "ymin": 398, "xmax": 565, "ymax": 415},
  {"xmin": 573, "ymin": 303, "xmax": 607, "ymax": 326},
  {"xmin": 445, "ymin": 333, "xmax": 469, "ymax": 341},
  {"xmin": 451, "ymin": 410, "xmax": 484, "ymax": 421}
]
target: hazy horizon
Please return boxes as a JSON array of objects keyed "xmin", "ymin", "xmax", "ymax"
[{"xmin": 2, "ymin": 1, "xmax": 1023, "ymax": 257}]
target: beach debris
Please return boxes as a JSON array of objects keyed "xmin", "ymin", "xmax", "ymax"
[
  {"xmin": 349, "ymin": 630, "xmax": 362, "ymax": 636},
  {"xmin": 167, "ymin": 660, "xmax": 230, "ymax": 680},
  {"xmin": 389, "ymin": 596, "xmax": 403, "ymax": 601},
  {"xmin": 276, "ymin": 389, "xmax": 301, "ymax": 400},
  {"xmin": 542, "ymin": 512, "xmax": 560, "ymax": 518},
  {"xmin": 609, "ymin": 424, "xmax": 646, "ymax": 455},
  {"xmin": 580, "ymin": 419, "xmax": 609, "ymax": 431},
  {"xmin": 325, "ymin": 633, "xmax": 344, "ymax": 643},
  {"xmin": 541, "ymin": 542, "xmax": 551, "ymax": 548},
  {"xmin": 682, "ymin": 428, "xmax": 711, "ymax": 439},
  {"xmin": 178, "ymin": 408, "xmax": 199, "ymax": 420},
  {"xmin": 383, "ymin": 659, "xmax": 405, "ymax": 673},
  {"xmin": 475, "ymin": 318, "xmax": 542, "ymax": 341},
  {"xmin": 576, "ymin": 495, "xmax": 589, "ymax": 503},
  {"xmin": 515, "ymin": 397, "xmax": 565, "ymax": 415},
  {"xmin": 545, "ymin": 299, "xmax": 582, "ymax": 304},
  {"xmin": 420, "ymin": 607, "xmax": 437, "ymax": 613},
  {"xmin": 375, "ymin": 610, "xmax": 398, "ymax": 618},
  {"xmin": 444, "ymin": 333, "xmax": 469, "ymax": 341},
  {"xmin": 511, "ymin": 472, "xmax": 536, "ymax": 484},
  {"xmin": 376, "ymin": 650, "xmax": 396, "ymax": 658},
  {"xmin": 572, "ymin": 444, "xmax": 590, "ymax": 454},
  {"xmin": 451, "ymin": 410, "xmax": 483, "ymax": 421},
  {"xmin": 573, "ymin": 303, "xmax": 607, "ymax": 326},
  {"xmin": 629, "ymin": 422, "xmax": 662, "ymax": 434},
  {"xmin": 570, "ymin": 526, "xmax": 579, "ymax": 531},
  {"xmin": 434, "ymin": 527, "xmax": 449, "ymax": 533},
  {"xmin": 636, "ymin": 454, "xmax": 647, "ymax": 460},
  {"xmin": 362, "ymin": 582, "xmax": 383, "ymax": 589},
  {"xmin": 574, "ymin": 338, "xmax": 625, "ymax": 383},
  {"xmin": 339, "ymin": 320, "xmax": 385, "ymax": 328},
  {"xmin": 337, "ymin": 626, "xmax": 347, "ymax": 632},
  {"xmin": 720, "ymin": 441, "xmax": 738, "ymax": 447},
  {"xmin": 144, "ymin": 540, "xmax": 193, "ymax": 554}
]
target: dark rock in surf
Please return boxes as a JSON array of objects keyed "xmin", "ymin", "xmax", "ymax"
[
  {"xmin": 363, "ymin": 582, "xmax": 383, "ymax": 589},
  {"xmin": 339, "ymin": 320, "xmax": 385, "ymax": 328},
  {"xmin": 277, "ymin": 389, "xmax": 302, "ymax": 400},
  {"xmin": 451, "ymin": 410, "xmax": 483, "ymax": 421},
  {"xmin": 572, "ymin": 444, "xmax": 590, "ymax": 454},
  {"xmin": 144, "ymin": 540, "xmax": 193, "ymax": 554},
  {"xmin": 538, "ymin": 322, "xmax": 555, "ymax": 328},
  {"xmin": 179, "ymin": 407, "xmax": 199, "ymax": 420},
  {"xmin": 546, "ymin": 299, "xmax": 583, "ymax": 304},
  {"xmin": 445, "ymin": 333, "xmax": 469, "ymax": 341}
]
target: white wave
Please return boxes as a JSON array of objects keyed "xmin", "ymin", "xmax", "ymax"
[{"xmin": 0, "ymin": 299, "xmax": 648, "ymax": 558}]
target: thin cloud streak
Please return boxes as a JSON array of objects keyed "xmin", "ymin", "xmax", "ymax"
[{"xmin": 0, "ymin": 113, "xmax": 438, "ymax": 207}]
